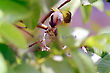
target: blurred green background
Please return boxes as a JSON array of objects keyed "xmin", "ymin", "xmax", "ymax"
[{"xmin": 0, "ymin": 0, "xmax": 110, "ymax": 73}]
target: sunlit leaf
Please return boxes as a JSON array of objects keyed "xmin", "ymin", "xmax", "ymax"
[
  {"xmin": 92, "ymin": 0, "xmax": 104, "ymax": 11},
  {"xmin": 0, "ymin": 44, "xmax": 16, "ymax": 64},
  {"xmin": 0, "ymin": 0, "xmax": 29, "ymax": 23},
  {"xmin": 0, "ymin": 53, "xmax": 7, "ymax": 73},
  {"xmin": 81, "ymin": 0, "xmax": 104, "ymax": 11},
  {"xmin": 0, "ymin": 23, "xmax": 27, "ymax": 49},
  {"xmin": 88, "ymin": 0, "xmax": 98, "ymax": 3},
  {"xmin": 85, "ymin": 34, "xmax": 110, "ymax": 53},
  {"xmin": 97, "ymin": 54, "xmax": 110, "ymax": 73},
  {"xmin": 81, "ymin": 0, "xmax": 97, "ymax": 5},
  {"xmin": 71, "ymin": 51, "xmax": 96, "ymax": 73},
  {"xmin": 80, "ymin": 5, "xmax": 92, "ymax": 23},
  {"xmin": 81, "ymin": 0, "xmax": 91, "ymax": 5}
]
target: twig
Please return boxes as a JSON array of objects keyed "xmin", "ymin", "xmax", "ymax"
[
  {"xmin": 15, "ymin": 25, "xmax": 34, "ymax": 38},
  {"xmin": 29, "ymin": 40, "xmax": 43, "ymax": 47}
]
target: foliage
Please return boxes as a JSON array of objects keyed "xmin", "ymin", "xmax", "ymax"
[
  {"xmin": 97, "ymin": 54, "xmax": 110, "ymax": 73},
  {"xmin": 0, "ymin": 0, "xmax": 110, "ymax": 73}
]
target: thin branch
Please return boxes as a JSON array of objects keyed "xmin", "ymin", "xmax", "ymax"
[
  {"xmin": 58, "ymin": 0, "xmax": 71, "ymax": 9},
  {"xmin": 15, "ymin": 25, "xmax": 34, "ymax": 38},
  {"xmin": 29, "ymin": 40, "xmax": 43, "ymax": 47}
]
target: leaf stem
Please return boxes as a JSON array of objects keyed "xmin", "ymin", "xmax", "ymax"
[{"xmin": 15, "ymin": 25, "xmax": 34, "ymax": 38}]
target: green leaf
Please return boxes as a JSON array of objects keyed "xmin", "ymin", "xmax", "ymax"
[
  {"xmin": 23, "ymin": 0, "xmax": 41, "ymax": 29},
  {"xmin": 0, "ymin": 53, "xmax": 7, "ymax": 73},
  {"xmin": 0, "ymin": 23, "xmax": 27, "ymax": 49},
  {"xmin": 11, "ymin": 0, "xmax": 29, "ymax": 6},
  {"xmin": 80, "ymin": 5, "xmax": 92, "ymax": 23},
  {"xmin": 85, "ymin": 34, "xmax": 110, "ymax": 53},
  {"xmin": 55, "ymin": 0, "xmax": 80, "ymax": 16},
  {"xmin": 0, "ymin": 44, "xmax": 16, "ymax": 64},
  {"xmin": 46, "ymin": 0, "xmax": 58, "ymax": 9},
  {"xmin": 97, "ymin": 54, "xmax": 110, "ymax": 73},
  {"xmin": 7, "ymin": 63, "xmax": 40, "ymax": 73},
  {"xmin": 7, "ymin": 66, "xmax": 15, "ymax": 73},
  {"xmin": 88, "ymin": 0, "xmax": 98, "ymax": 3},
  {"xmin": 101, "ymin": 52, "xmax": 108, "ymax": 58},
  {"xmin": 92, "ymin": 0, "xmax": 104, "ymax": 11},
  {"xmin": 41, "ymin": 57, "xmax": 75, "ymax": 73},
  {"xmin": 81, "ymin": 0, "xmax": 91, "ymax": 5},
  {"xmin": 0, "ymin": 0, "xmax": 41, "ymax": 29},
  {"xmin": 35, "ymin": 51, "xmax": 50, "ymax": 58},
  {"xmin": 71, "ymin": 51, "xmax": 96, "ymax": 73},
  {"xmin": 0, "ymin": 0, "xmax": 29, "ymax": 23},
  {"xmin": 81, "ymin": 0, "xmax": 97, "ymax": 5},
  {"xmin": 0, "ymin": 35, "xmax": 4, "ymax": 43},
  {"xmin": 50, "ymin": 39, "xmax": 61, "ymax": 50},
  {"xmin": 81, "ymin": 0, "xmax": 104, "ymax": 11},
  {"xmin": 49, "ymin": 39, "xmax": 64, "ymax": 55},
  {"xmin": 57, "ymin": 26, "xmax": 75, "ymax": 49},
  {"xmin": 14, "ymin": 63, "xmax": 40, "ymax": 73}
]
